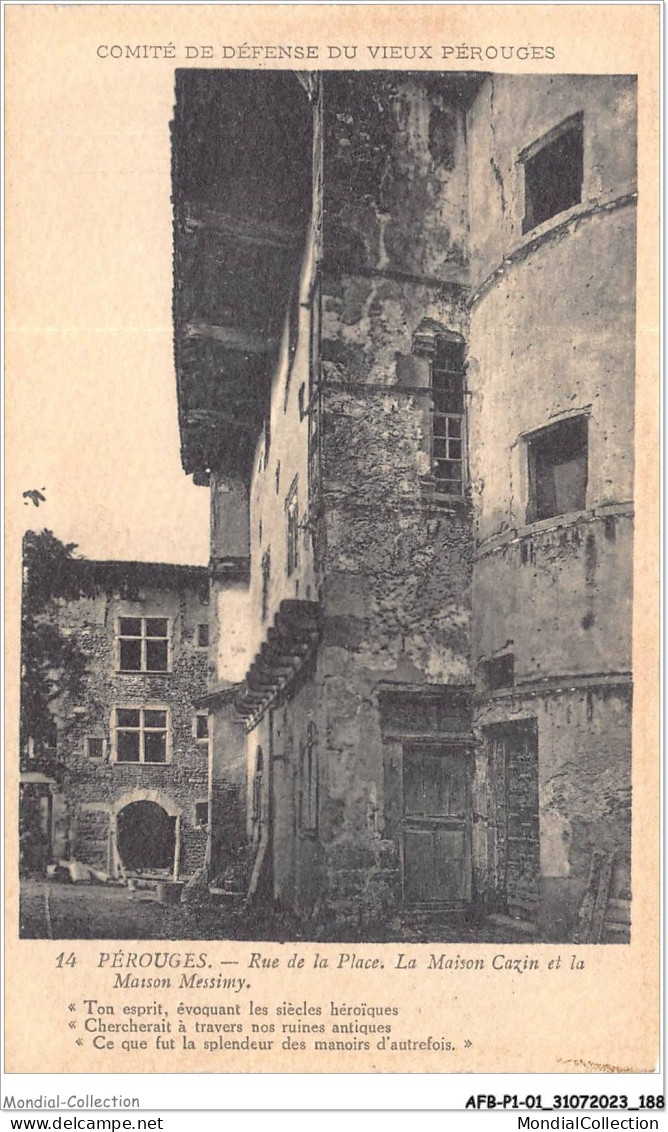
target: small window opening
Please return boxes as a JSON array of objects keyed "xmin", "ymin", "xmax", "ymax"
[
  {"xmin": 481, "ymin": 654, "xmax": 515, "ymax": 691},
  {"xmin": 86, "ymin": 737, "xmax": 105, "ymax": 760},
  {"xmin": 196, "ymin": 623, "xmax": 209, "ymax": 648},
  {"xmin": 285, "ymin": 477, "xmax": 299, "ymax": 577},
  {"xmin": 263, "ymin": 417, "xmax": 271, "ymax": 471},
  {"xmin": 283, "ymin": 286, "xmax": 300, "ymax": 411},
  {"xmin": 521, "ymin": 114, "xmax": 584, "ymax": 233},
  {"xmin": 194, "ymin": 801, "xmax": 209, "ymax": 828},
  {"xmin": 195, "ymin": 712, "xmax": 209, "ymax": 742},
  {"xmin": 261, "ymin": 549, "xmax": 271, "ymax": 621},
  {"xmin": 527, "ymin": 415, "xmax": 588, "ymax": 522}
]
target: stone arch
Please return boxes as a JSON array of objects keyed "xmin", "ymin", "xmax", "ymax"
[
  {"xmin": 111, "ymin": 790, "xmax": 183, "ymax": 879},
  {"xmin": 112, "ymin": 789, "xmax": 182, "ymax": 818}
]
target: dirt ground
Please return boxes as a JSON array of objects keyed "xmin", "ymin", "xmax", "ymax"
[
  {"xmin": 19, "ymin": 880, "xmax": 243, "ymax": 941},
  {"xmin": 19, "ymin": 880, "xmax": 533, "ymax": 943}
]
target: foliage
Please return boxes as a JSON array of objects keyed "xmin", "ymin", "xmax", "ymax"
[{"xmin": 20, "ymin": 529, "xmax": 97, "ymax": 779}]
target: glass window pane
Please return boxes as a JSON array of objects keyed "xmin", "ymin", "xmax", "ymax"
[
  {"xmin": 117, "ymin": 730, "xmax": 140, "ymax": 762},
  {"xmin": 448, "ymin": 416, "xmax": 461, "ymax": 438},
  {"xmin": 120, "ymin": 639, "xmax": 142, "ymax": 670},
  {"xmin": 119, "ymin": 618, "xmax": 141, "ymax": 636},
  {"xmin": 448, "ymin": 438, "xmax": 462, "ymax": 459},
  {"xmin": 145, "ymin": 618, "xmax": 168, "ymax": 638},
  {"xmin": 440, "ymin": 393, "xmax": 464, "ymax": 414},
  {"xmin": 435, "ymin": 457, "xmax": 462, "ymax": 493},
  {"xmin": 433, "ymin": 438, "xmax": 447, "ymax": 459},
  {"xmin": 116, "ymin": 708, "xmax": 140, "ymax": 728},
  {"xmin": 146, "ymin": 640, "xmax": 168, "ymax": 671},
  {"xmin": 434, "ymin": 340, "xmax": 464, "ymax": 372},
  {"xmin": 144, "ymin": 730, "xmax": 167, "ymax": 763},
  {"xmin": 144, "ymin": 709, "xmax": 167, "ymax": 729},
  {"xmin": 434, "ymin": 391, "xmax": 457, "ymax": 413}
]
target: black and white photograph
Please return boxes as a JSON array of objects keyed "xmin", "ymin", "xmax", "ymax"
[{"xmin": 17, "ymin": 68, "xmax": 637, "ymax": 949}]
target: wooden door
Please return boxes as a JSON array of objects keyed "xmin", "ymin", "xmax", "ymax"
[
  {"xmin": 402, "ymin": 745, "xmax": 471, "ymax": 907},
  {"xmin": 488, "ymin": 721, "xmax": 540, "ymax": 919}
]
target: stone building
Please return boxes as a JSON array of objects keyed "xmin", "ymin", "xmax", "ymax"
[
  {"xmin": 172, "ymin": 71, "xmax": 635, "ymax": 939},
  {"xmin": 33, "ymin": 559, "xmax": 211, "ymax": 880}
]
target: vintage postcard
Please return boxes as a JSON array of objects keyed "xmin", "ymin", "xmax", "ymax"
[{"xmin": 4, "ymin": 1, "xmax": 661, "ymax": 1086}]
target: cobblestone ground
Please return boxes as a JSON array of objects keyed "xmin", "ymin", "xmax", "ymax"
[{"xmin": 19, "ymin": 880, "xmax": 533, "ymax": 943}]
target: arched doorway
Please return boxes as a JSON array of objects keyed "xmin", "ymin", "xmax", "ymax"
[{"xmin": 116, "ymin": 801, "xmax": 176, "ymax": 872}]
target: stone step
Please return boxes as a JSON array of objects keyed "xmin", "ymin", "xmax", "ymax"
[
  {"xmin": 483, "ymin": 912, "xmax": 539, "ymax": 936},
  {"xmin": 209, "ymin": 887, "xmax": 245, "ymax": 909}
]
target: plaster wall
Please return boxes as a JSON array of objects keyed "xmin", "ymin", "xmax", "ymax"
[
  {"xmin": 247, "ymin": 217, "xmax": 320, "ymax": 658},
  {"xmin": 214, "ymin": 583, "xmax": 251, "ymax": 684},
  {"xmin": 466, "ymin": 74, "xmax": 636, "ymax": 935},
  {"xmin": 473, "ymin": 685, "xmax": 632, "ymax": 940},
  {"xmin": 473, "ymin": 511, "xmax": 633, "ymax": 679},
  {"xmin": 467, "ymin": 209, "xmax": 636, "ymax": 544},
  {"xmin": 467, "ymin": 74, "xmax": 637, "ymax": 288},
  {"xmin": 208, "ymin": 702, "xmax": 247, "ymax": 879},
  {"xmin": 466, "ymin": 73, "xmax": 636, "ymax": 672}
]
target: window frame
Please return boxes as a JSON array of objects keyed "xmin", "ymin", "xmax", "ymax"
[
  {"xmin": 85, "ymin": 736, "xmax": 107, "ymax": 761},
  {"xmin": 115, "ymin": 616, "xmax": 172, "ymax": 674},
  {"xmin": 193, "ymin": 801, "xmax": 209, "ymax": 829},
  {"xmin": 480, "ymin": 653, "xmax": 515, "ymax": 692},
  {"xmin": 519, "ymin": 111, "xmax": 584, "ymax": 235},
  {"xmin": 525, "ymin": 413, "xmax": 589, "ymax": 524},
  {"xmin": 111, "ymin": 704, "xmax": 172, "ymax": 765},
  {"xmin": 429, "ymin": 334, "xmax": 467, "ymax": 499},
  {"xmin": 194, "ymin": 711, "xmax": 210, "ymax": 745}
]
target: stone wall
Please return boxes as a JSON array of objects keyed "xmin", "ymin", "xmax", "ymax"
[
  {"xmin": 185, "ymin": 72, "xmax": 636, "ymax": 937},
  {"xmin": 208, "ymin": 700, "xmax": 248, "ymax": 881},
  {"xmin": 50, "ymin": 569, "xmax": 210, "ymax": 877},
  {"xmin": 310, "ymin": 74, "xmax": 476, "ymax": 918}
]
